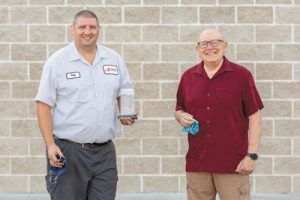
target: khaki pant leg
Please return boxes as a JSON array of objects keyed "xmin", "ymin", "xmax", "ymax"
[
  {"xmin": 213, "ymin": 173, "xmax": 251, "ymax": 200},
  {"xmin": 186, "ymin": 172, "xmax": 217, "ymax": 200}
]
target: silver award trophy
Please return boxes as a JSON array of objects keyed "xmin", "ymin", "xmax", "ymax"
[{"xmin": 118, "ymin": 94, "xmax": 137, "ymax": 119}]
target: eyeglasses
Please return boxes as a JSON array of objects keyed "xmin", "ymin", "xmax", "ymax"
[{"xmin": 197, "ymin": 39, "xmax": 224, "ymax": 49}]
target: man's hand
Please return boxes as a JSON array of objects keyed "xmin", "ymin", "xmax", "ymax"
[
  {"xmin": 119, "ymin": 117, "xmax": 136, "ymax": 125},
  {"xmin": 119, "ymin": 112, "xmax": 137, "ymax": 125},
  {"xmin": 47, "ymin": 143, "xmax": 64, "ymax": 168},
  {"xmin": 179, "ymin": 112, "xmax": 194, "ymax": 127},
  {"xmin": 235, "ymin": 156, "xmax": 256, "ymax": 175}
]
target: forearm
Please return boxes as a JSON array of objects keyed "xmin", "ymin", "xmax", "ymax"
[
  {"xmin": 248, "ymin": 110, "xmax": 262, "ymax": 153},
  {"xmin": 37, "ymin": 101, "xmax": 55, "ymax": 147}
]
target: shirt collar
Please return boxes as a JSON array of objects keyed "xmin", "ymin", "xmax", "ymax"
[
  {"xmin": 193, "ymin": 56, "xmax": 234, "ymax": 77},
  {"xmin": 69, "ymin": 42, "xmax": 109, "ymax": 63}
]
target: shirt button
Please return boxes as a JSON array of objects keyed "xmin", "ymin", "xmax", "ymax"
[
  {"xmin": 206, "ymin": 107, "xmax": 210, "ymax": 110},
  {"xmin": 207, "ymin": 93, "xmax": 211, "ymax": 96},
  {"xmin": 206, "ymin": 134, "xmax": 210, "ymax": 138},
  {"xmin": 206, "ymin": 120, "xmax": 210, "ymax": 124}
]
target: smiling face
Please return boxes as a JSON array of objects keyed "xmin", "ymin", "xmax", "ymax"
[
  {"xmin": 71, "ymin": 16, "xmax": 99, "ymax": 51},
  {"xmin": 196, "ymin": 29, "xmax": 228, "ymax": 68}
]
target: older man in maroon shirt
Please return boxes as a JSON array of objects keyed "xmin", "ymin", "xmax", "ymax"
[{"xmin": 174, "ymin": 28, "xmax": 263, "ymax": 200}]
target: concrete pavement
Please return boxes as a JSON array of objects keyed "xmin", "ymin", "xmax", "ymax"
[{"xmin": 0, "ymin": 193, "xmax": 300, "ymax": 200}]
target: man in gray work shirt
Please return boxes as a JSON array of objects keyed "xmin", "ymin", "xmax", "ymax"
[{"xmin": 36, "ymin": 10, "xmax": 135, "ymax": 200}]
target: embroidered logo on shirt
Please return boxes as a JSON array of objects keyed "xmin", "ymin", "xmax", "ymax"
[
  {"xmin": 103, "ymin": 65, "xmax": 118, "ymax": 75},
  {"xmin": 66, "ymin": 72, "xmax": 81, "ymax": 79}
]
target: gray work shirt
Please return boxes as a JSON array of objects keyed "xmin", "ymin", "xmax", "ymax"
[{"xmin": 36, "ymin": 42, "xmax": 134, "ymax": 143}]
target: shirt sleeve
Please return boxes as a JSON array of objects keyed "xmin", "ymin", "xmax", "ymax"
[
  {"xmin": 175, "ymin": 75, "xmax": 186, "ymax": 111},
  {"xmin": 242, "ymin": 71, "xmax": 264, "ymax": 117},
  {"xmin": 35, "ymin": 60, "xmax": 57, "ymax": 107},
  {"xmin": 117, "ymin": 55, "xmax": 134, "ymax": 97}
]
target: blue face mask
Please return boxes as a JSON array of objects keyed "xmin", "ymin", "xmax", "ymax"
[{"xmin": 181, "ymin": 120, "xmax": 200, "ymax": 136}]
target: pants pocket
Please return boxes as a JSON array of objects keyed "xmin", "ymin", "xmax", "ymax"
[{"xmin": 45, "ymin": 171, "xmax": 58, "ymax": 199}]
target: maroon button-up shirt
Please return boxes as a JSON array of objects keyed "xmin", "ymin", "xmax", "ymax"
[{"xmin": 176, "ymin": 57, "xmax": 264, "ymax": 173}]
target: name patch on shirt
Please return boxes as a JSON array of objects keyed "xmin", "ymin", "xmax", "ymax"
[
  {"xmin": 103, "ymin": 65, "xmax": 118, "ymax": 75},
  {"xmin": 66, "ymin": 72, "xmax": 81, "ymax": 79}
]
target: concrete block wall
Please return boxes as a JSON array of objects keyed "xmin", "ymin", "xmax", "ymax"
[{"xmin": 0, "ymin": 0, "xmax": 299, "ymax": 194}]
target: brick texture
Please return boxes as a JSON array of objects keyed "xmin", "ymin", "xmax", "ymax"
[
  {"xmin": 256, "ymin": 63, "xmax": 292, "ymax": 80},
  {"xmin": 255, "ymin": 157, "xmax": 272, "ymax": 174},
  {"xmin": 105, "ymin": 26, "xmax": 141, "ymax": 42},
  {"xmin": 124, "ymin": 44, "xmax": 159, "ymax": 61},
  {"xmin": 0, "ymin": 44, "xmax": 9, "ymax": 60},
  {"xmin": 293, "ymin": 139, "xmax": 300, "ymax": 154},
  {"xmin": 143, "ymin": 176, "xmax": 178, "ymax": 192},
  {"xmin": 219, "ymin": 0, "xmax": 253, "ymax": 4},
  {"xmin": 162, "ymin": 7, "xmax": 198, "ymax": 24},
  {"xmin": 256, "ymin": 82, "xmax": 272, "ymax": 99},
  {"xmin": 275, "ymin": 157, "xmax": 300, "ymax": 174},
  {"xmin": 30, "ymin": 176, "xmax": 47, "ymax": 192},
  {"xmin": 276, "ymin": 7, "xmax": 300, "ymax": 24},
  {"xmin": 143, "ymin": 25, "xmax": 179, "ymax": 42},
  {"xmin": 11, "ymin": 44, "xmax": 47, "ymax": 61},
  {"xmin": 200, "ymin": 7, "xmax": 235, "ymax": 23},
  {"xmin": 0, "ymin": 25, "xmax": 27, "ymax": 42},
  {"xmin": 30, "ymin": 25, "xmax": 65, "ymax": 42},
  {"xmin": 238, "ymin": 6, "xmax": 273, "ymax": 23},
  {"xmin": 30, "ymin": 0, "xmax": 64, "ymax": 5},
  {"xmin": 255, "ymin": 176, "xmax": 291, "ymax": 193},
  {"xmin": 295, "ymin": 25, "xmax": 300, "ymax": 42},
  {"xmin": 237, "ymin": 44, "xmax": 272, "ymax": 61},
  {"xmin": 259, "ymin": 138, "xmax": 291, "ymax": 155},
  {"xmin": 219, "ymin": 25, "xmax": 254, "ymax": 42},
  {"xmin": 125, "ymin": 7, "xmax": 160, "ymax": 24},
  {"xmin": 117, "ymin": 176, "xmax": 141, "ymax": 192},
  {"xmin": 256, "ymin": 25, "xmax": 292, "ymax": 42},
  {"xmin": 143, "ymin": 63, "xmax": 178, "ymax": 80},
  {"xmin": 11, "ymin": 7, "xmax": 46, "ymax": 24},
  {"xmin": 0, "ymin": 1, "xmax": 299, "ymax": 195}
]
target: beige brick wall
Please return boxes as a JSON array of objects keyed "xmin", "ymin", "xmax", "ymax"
[{"xmin": 0, "ymin": 0, "xmax": 299, "ymax": 194}]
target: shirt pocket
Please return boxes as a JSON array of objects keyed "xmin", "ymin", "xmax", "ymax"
[
  {"xmin": 56, "ymin": 75, "xmax": 92, "ymax": 103},
  {"xmin": 102, "ymin": 73, "xmax": 120, "ymax": 98}
]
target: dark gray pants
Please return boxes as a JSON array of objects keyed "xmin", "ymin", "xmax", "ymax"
[{"xmin": 45, "ymin": 139, "xmax": 118, "ymax": 200}]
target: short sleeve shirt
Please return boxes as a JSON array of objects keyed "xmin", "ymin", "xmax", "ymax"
[
  {"xmin": 176, "ymin": 57, "xmax": 264, "ymax": 173},
  {"xmin": 36, "ymin": 42, "xmax": 134, "ymax": 143}
]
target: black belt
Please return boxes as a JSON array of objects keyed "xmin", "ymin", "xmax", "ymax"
[{"xmin": 55, "ymin": 137, "xmax": 111, "ymax": 149}]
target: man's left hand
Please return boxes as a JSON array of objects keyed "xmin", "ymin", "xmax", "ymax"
[{"xmin": 235, "ymin": 156, "xmax": 256, "ymax": 175}]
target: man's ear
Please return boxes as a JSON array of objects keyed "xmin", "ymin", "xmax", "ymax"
[
  {"xmin": 223, "ymin": 42, "xmax": 229, "ymax": 52},
  {"xmin": 70, "ymin": 24, "xmax": 74, "ymax": 34}
]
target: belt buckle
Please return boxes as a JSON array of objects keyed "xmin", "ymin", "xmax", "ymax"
[{"xmin": 81, "ymin": 143, "xmax": 94, "ymax": 148}]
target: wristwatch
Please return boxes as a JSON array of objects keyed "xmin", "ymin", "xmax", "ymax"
[{"xmin": 247, "ymin": 153, "xmax": 258, "ymax": 161}]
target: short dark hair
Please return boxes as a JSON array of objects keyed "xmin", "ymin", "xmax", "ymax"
[{"xmin": 73, "ymin": 10, "xmax": 99, "ymax": 25}]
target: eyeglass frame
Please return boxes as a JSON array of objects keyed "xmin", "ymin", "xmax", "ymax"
[{"xmin": 197, "ymin": 39, "xmax": 225, "ymax": 49}]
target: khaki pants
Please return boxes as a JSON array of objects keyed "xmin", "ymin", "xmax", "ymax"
[{"xmin": 186, "ymin": 172, "xmax": 250, "ymax": 200}]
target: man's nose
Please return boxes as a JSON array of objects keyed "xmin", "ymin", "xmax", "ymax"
[
  {"xmin": 206, "ymin": 42, "xmax": 214, "ymax": 49},
  {"xmin": 83, "ymin": 28, "xmax": 92, "ymax": 34}
]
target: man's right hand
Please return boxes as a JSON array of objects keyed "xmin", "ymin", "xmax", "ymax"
[
  {"xmin": 179, "ymin": 112, "xmax": 194, "ymax": 127},
  {"xmin": 47, "ymin": 144, "xmax": 64, "ymax": 168}
]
